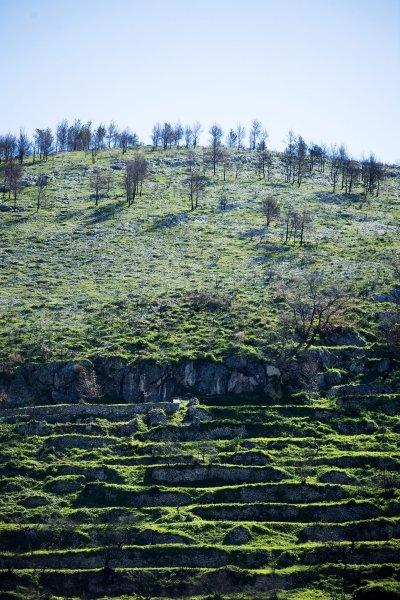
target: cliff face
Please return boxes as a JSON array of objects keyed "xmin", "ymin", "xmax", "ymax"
[{"xmin": 0, "ymin": 356, "xmax": 282, "ymax": 406}]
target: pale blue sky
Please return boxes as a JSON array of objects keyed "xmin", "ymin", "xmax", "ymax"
[{"xmin": 2, "ymin": 0, "xmax": 400, "ymax": 162}]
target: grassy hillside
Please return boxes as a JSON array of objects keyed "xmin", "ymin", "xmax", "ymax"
[{"xmin": 0, "ymin": 146, "xmax": 399, "ymax": 365}]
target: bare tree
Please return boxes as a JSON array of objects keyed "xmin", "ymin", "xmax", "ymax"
[
  {"xmin": 67, "ymin": 120, "xmax": 82, "ymax": 152},
  {"xmin": 209, "ymin": 124, "xmax": 224, "ymax": 175},
  {"xmin": 195, "ymin": 440, "xmax": 219, "ymax": 464},
  {"xmin": 362, "ymin": 154, "xmax": 385, "ymax": 197},
  {"xmin": 184, "ymin": 126, "xmax": 193, "ymax": 148},
  {"xmin": 283, "ymin": 208, "xmax": 313, "ymax": 246},
  {"xmin": 220, "ymin": 148, "xmax": 231, "ymax": 181},
  {"xmin": 283, "ymin": 270, "xmax": 353, "ymax": 348},
  {"xmin": 338, "ymin": 145, "xmax": 348, "ymax": 190},
  {"xmin": 161, "ymin": 122, "xmax": 174, "ymax": 150},
  {"xmin": 5, "ymin": 161, "xmax": 23, "ymax": 209},
  {"xmin": 34, "ymin": 128, "xmax": 53, "ymax": 161},
  {"xmin": 257, "ymin": 146, "xmax": 272, "ymax": 180},
  {"xmin": 1, "ymin": 133, "xmax": 17, "ymax": 163},
  {"xmin": 56, "ymin": 120, "xmax": 68, "ymax": 152},
  {"xmin": 94, "ymin": 123, "xmax": 107, "ymax": 150},
  {"xmin": 282, "ymin": 130, "xmax": 297, "ymax": 183},
  {"xmin": 151, "ymin": 122, "xmax": 162, "ymax": 147},
  {"xmin": 298, "ymin": 209, "xmax": 313, "ymax": 246},
  {"xmin": 192, "ymin": 122, "xmax": 202, "ymax": 148},
  {"xmin": 76, "ymin": 365, "xmax": 102, "ymax": 401},
  {"xmin": 295, "ymin": 136, "xmax": 308, "ymax": 186},
  {"xmin": 236, "ymin": 123, "xmax": 246, "ymax": 151},
  {"xmin": 309, "ymin": 143, "xmax": 321, "ymax": 173},
  {"xmin": 36, "ymin": 174, "xmax": 48, "ymax": 212},
  {"xmin": 173, "ymin": 122, "xmax": 184, "ymax": 147},
  {"xmin": 283, "ymin": 208, "xmax": 298, "ymax": 243},
  {"xmin": 377, "ymin": 310, "xmax": 400, "ymax": 364},
  {"xmin": 107, "ymin": 121, "xmax": 118, "ymax": 148},
  {"xmin": 226, "ymin": 129, "xmax": 237, "ymax": 149},
  {"xmin": 262, "ymin": 196, "xmax": 280, "ymax": 226},
  {"xmin": 345, "ymin": 159, "xmax": 360, "ymax": 194},
  {"xmin": 119, "ymin": 129, "xmax": 139, "ymax": 154},
  {"xmin": 184, "ymin": 169, "xmax": 207, "ymax": 210},
  {"xmin": 249, "ymin": 119, "xmax": 262, "ymax": 150},
  {"xmin": 17, "ymin": 130, "xmax": 31, "ymax": 165},
  {"xmin": 233, "ymin": 154, "xmax": 245, "ymax": 180},
  {"xmin": 329, "ymin": 146, "xmax": 341, "ymax": 193},
  {"xmin": 125, "ymin": 155, "xmax": 148, "ymax": 206},
  {"xmin": 89, "ymin": 168, "xmax": 108, "ymax": 205}
]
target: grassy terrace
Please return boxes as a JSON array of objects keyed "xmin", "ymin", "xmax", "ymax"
[
  {"xmin": 0, "ymin": 146, "xmax": 399, "ymax": 363},
  {"xmin": 0, "ymin": 394, "xmax": 400, "ymax": 598}
]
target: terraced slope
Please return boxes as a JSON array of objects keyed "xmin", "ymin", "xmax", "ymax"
[{"xmin": 1, "ymin": 391, "xmax": 399, "ymax": 599}]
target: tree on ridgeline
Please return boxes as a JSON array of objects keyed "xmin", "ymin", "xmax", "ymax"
[
  {"xmin": 0, "ymin": 133, "xmax": 17, "ymax": 164},
  {"xmin": 338, "ymin": 145, "xmax": 348, "ymax": 190},
  {"xmin": 295, "ymin": 136, "xmax": 308, "ymax": 187},
  {"xmin": 362, "ymin": 154, "xmax": 385, "ymax": 197},
  {"xmin": 209, "ymin": 124, "xmax": 224, "ymax": 175},
  {"xmin": 281, "ymin": 130, "xmax": 297, "ymax": 183},
  {"xmin": 184, "ymin": 125, "xmax": 193, "ymax": 148},
  {"xmin": 226, "ymin": 128, "xmax": 237, "ymax": 149},
  {"xmin": 65, "ymin": 120, "xmax": 92, "ymax": 152},
  {"xmin": 119, "ymin": 129, "xmax": 139, "ymax": 154},
  {"xmin": 151, "ymin": 122, "xmax": 162, "ymax": 148},
  {"xmin": 66, "ymin": 120, "xmax": 82, "ymax": 152},
  {"xmin": 94, "ymin": 123, "xmax": 107, "ymax": 151},
  {"xmin": 344, "ymin": 159, "xmax": 360, "ymax": 194},
  {"xmin": 329, "ymin": 145, "xmax": 341, "ymax": 193},
  {"xmin": 236, "ymin": 123, "xmax": 246, "ymax": 151},
  {"xmin": 173, "ymin": 122, "xmax": 184, "ymax": 147},
  {"xmin": 17, "ymin": 130, "xmax": 31, "ymax": 164},
  {"xmin": 161, "ymin": 122, "xmax": 174, "ymax": 150},
  {"xmin": 106, "ymin": 121, "xmax": 118, "ymax": 149},
  {"xmin": 255, "ymin": 128, "xmax": 270, "ymax": 179},
  {"xmin": 192, "ymin": 121, "xmax": 202, "ymax": 148},
  {"xmin": 249, "ymin": 119, "xmax": 262, "ymax": 150},
  {"xmin": 56, "ymin": 120, "xmax": 68, "ymax": 152},
  {"xmin": 34, "ymin": 128, "xmax": 54, "ymax": 162}
]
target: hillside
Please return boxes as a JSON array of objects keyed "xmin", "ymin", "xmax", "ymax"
[
  {"xmin": 0, "ymin": 146, "xmax": 400, "ymax": 599},
  {"xmin": 0, "ymin": 147, "xmax": 399, "ymax": 365}
]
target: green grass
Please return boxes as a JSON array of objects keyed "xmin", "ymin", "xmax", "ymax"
[{"xmin": 0, "ymin": 146, "xmax": 399, "ymax": 364}]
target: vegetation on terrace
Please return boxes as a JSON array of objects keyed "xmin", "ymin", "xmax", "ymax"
[{"xmin": 0, "ymin": 392, "xmax": 399, "ymax": 598}]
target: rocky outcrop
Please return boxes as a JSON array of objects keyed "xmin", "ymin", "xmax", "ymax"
[
  {"xmin": 223, "ymin": 525, "xmax": 252, "ymax": 545},
  {"xmin": 145, "ymin": 464, "xmax": 288, "ymax": 485},
  {"xmin": 0, "ymin": 356, "xmax": 282, "ymax": 407}
]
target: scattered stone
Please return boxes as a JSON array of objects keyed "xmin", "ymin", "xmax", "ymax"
[
  {"xmin": 266, "ymin": 365, "xmax": 281, "ymax": 378},
  {"xmin": 319, "ymin": 470, "xmax": 355, "ymax": 485},
  {"xmin": 143, "ymin": 408, "xmax": 167, "ymax": 427},
  {"xmin": 184, "ymin": 405, "xmax": 211, "ymax": 425},
  {"xmin": 223, "ymin": 525, "xmax": 252, "ymax": 545}
]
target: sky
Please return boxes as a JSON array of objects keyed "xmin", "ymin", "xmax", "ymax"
[{"xmin": 1, "ymin": 0, "xmax": 400, "ymax": 162}]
